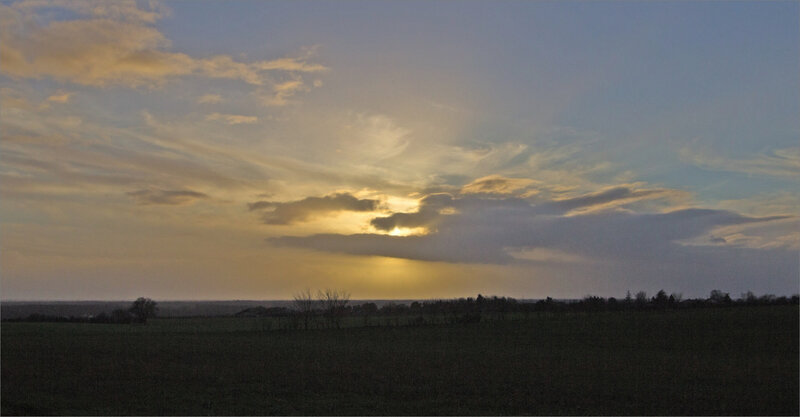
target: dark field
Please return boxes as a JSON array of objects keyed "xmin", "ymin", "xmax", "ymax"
[{"xmin": 2, "ymin": 306, "xmax": 798, "ymax": 415}]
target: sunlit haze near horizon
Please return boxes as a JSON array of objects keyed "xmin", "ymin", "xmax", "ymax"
[{"xmin": 1, "ymin": 0, "xmax": 798, "ymax": 300}]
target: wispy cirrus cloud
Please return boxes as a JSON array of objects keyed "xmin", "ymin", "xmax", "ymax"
[
  {"xmin": 205, "ymin": 113, "xmax": 258, "ymax": 125},
  {"xmin": 197, "ymin": 94, "xmax": 224, "ymax": 104},
  {"xmin": 126, "ymin": 188, "xmax": 208, "ymax": 205},
  {"xmin": 678, "ymin": 217, "xmax": 799, "ymax": 251},
  {"xmin": 535, "ymin": 185, "xmax": 691, "ymax": 215},
  {"xmin": 679, "ymin": 146, "xmax": 800, "ymax": 180},
  {"xmin": 258, "ymin": 79, "xmax": 309, "ymax": 107},
  {"xmin": 460, "ymin": 175, "xmax": 538, "ymax": 195},
  {"xmin": 714, "ymin": 192, "xmax": 800, "ymax": 217},
  {"xmin": 0, "ymin": 108, "xmax": 251, "ymax": 201},
  {"xmin": 46, "ymin": 91, "xmax": 72, "ymax": 103}
]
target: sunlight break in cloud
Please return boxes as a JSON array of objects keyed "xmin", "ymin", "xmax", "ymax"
[
  {"xmin": 249, "ymin": 192, "xmax": 381, "ymax": 225},
  {"xmin": 1, "ymin": 1, "xmax": 797, "ymax": 300},
  {"xmin": 370, "ymin": 193, "xmax": 455, "ymax": 233},
  {"xmin": 268, "ymin": 178, "xmax": 797, "ymax": 296},
  {"xmin": 272, "ymin": 191, "xmax": 795, "ymax": 270}
]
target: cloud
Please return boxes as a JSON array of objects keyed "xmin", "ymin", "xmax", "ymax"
[
  {"xmin": 249, "ymin": 192, "xmax": 381, "ymax": 225},
  {"xmin": 460, "ymin": 175, "xmax": 537, "ymax": 195},
  {"xmin": 680, "ymin": 146, "xmax": 800, "ymax": 180},
  {"xmin": 272, "ymin": 187, "xmax": 794, "ymax": 266},
  {"xmin": 273, "ymin": 233, "xmax": 508, "ymax": 264},
  {"xmin": 715, "ymin": 192, "xmax": 800, "ymax": 217},
  {"xmin": 534, "ymin": 185, "xmax": 690, "ymax": 215},
  {"xmin": 13, "ymin": 0, "xmax": 168, "ymax": 24},
  {"xmin": 0, "ymin": 117, "xmax": 249, "ymax": 200},
  {"xmin": 370, "ymin": 193, "xmax": 453, "ymax": 232},
  {"xmin": 126, "ymin": 188, "xmax": 208, "ymax": 205},
  {"xmin": 46, "ymin": 92, "xmax": 72, "ymax": 103},
  {"xmin": 0, "ymin": 1, "xmax": 326, "ymax": 88},
  {"xmin": 205, "ymin": 113, "xmax": 258, "ymax": 125},
  {"xmin": 506, "ymin": 247, "xmax": 589, "ymax": 264},
  {"xmin": 344, "ymin": 113, "xmax": 411, "ymax": 160},
  {"xmin": 678, "ymin": 217, "xmax": 800, "ymax": 251},
  {"xmin": 197, "ymin": 94, "xmax": 223, "ymax": 104},
  {"xmin": 370, "ymin": 184, "xmax": 687, "ymax": 233},
  {"xmin": 258, "ymin": 79, "xmax": 310, "ymax": 107}
]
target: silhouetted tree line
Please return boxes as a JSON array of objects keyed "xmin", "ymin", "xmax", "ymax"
[
  {"xmin": 7, "ymin": 291, "xmax": 798, "ymax": 326},
  {"xmin": 233, "ymin": 288, "xmax": 799, "ymax": 331},
  {"xmin": 363, "ymin": 289, "xmax": 792, "ymax": 327},
  {"xmin": 5, "ymin": 297, "xmax": 157, "ymax": 324},
  {"xmin": 234, "ymin": 306, "xmax": 292, "ymax": 318}
]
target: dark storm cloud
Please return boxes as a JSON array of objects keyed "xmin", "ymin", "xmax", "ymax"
[
  {"xmin": 126, "ymin": 188, "xmax": 208, "ymax": 205},
  {"xmin": 249, "ymin": 192, "xmax": 380, "ymax": 225}
]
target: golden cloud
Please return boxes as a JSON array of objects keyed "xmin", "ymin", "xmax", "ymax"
[
  {"xmin": 0, "ymin": 1, "xmax": 327, "ymax": 88},
  {"xmin": 197, "ymin": 94, "xmax": 224, "ymax": 104},
  {"xmin": 205, "ymin": 113, "xmax": 258, "ymax": 125},
  {"xmin": 46, "ymin": 92, "xmax": 72, "ymax": 103},
  {"xmin": 461, "ymin": 175, "xmax": 538, "ymax": 195}
]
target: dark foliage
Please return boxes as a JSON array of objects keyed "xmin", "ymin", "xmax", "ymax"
[
  {"xmin": 6, "ymin": 290, "xmax": 797, "ymax": 326},
  {"xmin": 129, "ymin": 297, "xmax": 158, "ymax": 324},
  {"xmin": 234, "ymin": 306, "xmax": 291, "ymax": 317},
  {"xmin": 268, "ymin": 289, "xmax": 799, "ymax": 330}
]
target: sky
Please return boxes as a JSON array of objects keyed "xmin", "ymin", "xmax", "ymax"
[{"xmin": 1, "ymin": 0, "xmax": 798, "ymax": 300}]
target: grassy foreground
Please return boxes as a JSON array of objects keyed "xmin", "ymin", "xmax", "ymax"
[{"xmin": 2, "ymin": 306, "xmax": 798, "ymax": 415}]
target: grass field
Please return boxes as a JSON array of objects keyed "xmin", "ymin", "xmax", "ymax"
[{"xmin": 2, "ymin": 306, "xmax": 798, "ymax": 415}]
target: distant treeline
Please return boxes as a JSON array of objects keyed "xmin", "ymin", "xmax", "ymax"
[
  {"xmin": 239, "ymin": 289, "xmax": 799, "ymax": 331},
  {"xmin": 3, "ymin": 297, "xmax": 157, "ymax": 324},
  {"xmin": 5, "ymin": 290, "xmax": 797, "ymax": 325},
  {"xmin": 4, "ymin": 310, "xmax": 134, "ymax": 324},
  {"xmin": 310, "ymin": 290, "xmax": 799, "ymax": 318}
]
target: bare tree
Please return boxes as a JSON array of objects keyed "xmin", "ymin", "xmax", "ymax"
[
  {"xmin": 293, "ymin": 288, "xmax": 315, "ymax": 330},
  {"xmin": 317, "ymin": 288, "xmax": 350, "ymax": 329}
]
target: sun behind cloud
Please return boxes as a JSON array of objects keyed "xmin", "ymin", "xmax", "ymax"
[{"xmin": 0, "ymin": 0, "xmax": 797, "ymax": 300}]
